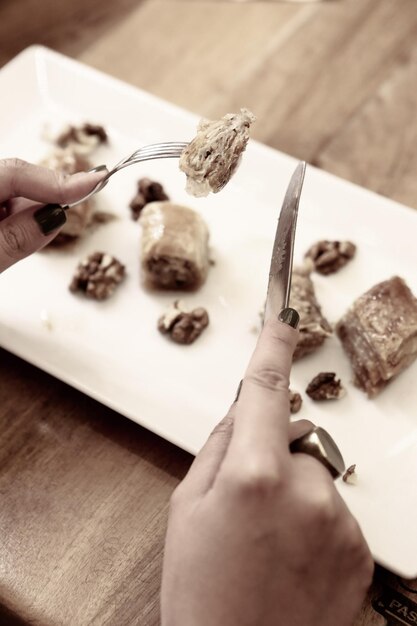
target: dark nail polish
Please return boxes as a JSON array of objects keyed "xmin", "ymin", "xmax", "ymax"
[
  {"xmin": 278, "ymin": 307, "xmax": 300, "ymax": 329},
  {"xmin": 234, "ymin": 379, "xmax": 243, "ymax": 402},
  {"xmin": 34, "ymin": 204, "xmax": 66, "ymax": 236}
]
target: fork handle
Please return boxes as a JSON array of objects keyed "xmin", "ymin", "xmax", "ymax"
[{"xmin": 88, "ymin": 165, "xmax": 108, "ymax": 175}]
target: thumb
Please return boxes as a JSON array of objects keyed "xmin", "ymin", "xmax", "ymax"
[
  {"xmin": 0, "ymin": 158, "xmax": 106, "ymax": 205},
  {"xmin": 176, "ymin": 408, "xmax": 236, "ymax": 500},
  {"xmin": 0, "ymin": 203, "xmax": 67, "ymax": 272}
]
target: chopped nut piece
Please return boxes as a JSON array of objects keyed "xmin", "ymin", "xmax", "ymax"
[
  {"xmin": 342, "ymin": 464, "xmax": 357, "ymax": 484},
  {"xmin": 129, "ymin": 178, "xmax": 169, "ymax": 220},
  {"xmin": 179, "ymin": 108, "xmax": 255, "ymax": 197},
  {"xmin": 82, "ymin": 123, "xmax": 108, "ymax": 143},
  {"xmin": 56, "ymin": 123, "xmax": 108, "ymax": 152},
  {"xmin": 306, "ymin": 372, "xmax": 346, "ymax": 401},
  {"xmin": 158, "ymin": 300, "xmax": 209, "ymax": 344},
  {"xmin": 289, "ymin": 390, "xmax": 302, "ymax": 414},
  {"xmin": 69, "ymin": 252, "xmax": 126, "ymax": 300},
  {"xmin": 305, "ymin": 240, "xmax": 356, "ymax": 275}
]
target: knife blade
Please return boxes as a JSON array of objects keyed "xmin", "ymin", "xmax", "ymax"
[{"xmin": 264, "ymin": 161, "xmax": 306, "ymax": 323}]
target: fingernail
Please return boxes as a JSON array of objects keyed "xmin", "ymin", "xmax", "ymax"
[
  {"xmin": 34, "ymin": 203, "xmax": 66, "ymax": 236},
  {"xmin": 278, "ymin": 307, "xmax": 300, "ymax": 329},
  {"xmin": 234, "ymin": 379, "xmax": 243, "ymax": 402},
  {"xmin": 87, "ymin": 164, "xmax": 107, "ymax": 173}
]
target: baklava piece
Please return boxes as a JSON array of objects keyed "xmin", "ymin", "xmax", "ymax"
[
  {"xmin": 129, "ymin": 177, "xmax": 169, "ymax": 221},
  {"xmin": 158, "ymin": 300, "xmax": 209, "ymax": 344},
  {"xmin": 69, "ymin": 252, "xmax": 126, "ymax": 300},
  {"xmin": 290, "ymin": 266, "xmax": 333, "ymax": 360},
  {"xmin": 41, "ymin": 122, "xmax": 108, "ymax": 244},
  {"xmin": 41, "ymin": 150, "xmax": 94, "ymax": 244},
  {"xmin": 179, "ymin": 108, "xmax": 255, "ymax": 197},
  {"xmin": 336, "ymin": 276, "xmax": 417, "ymax": 397},
  {"xmin": 140, "ymin": 202, "xmax": 210, "ymax": 290},
  {"xmin": 306, "ymin": 372, "xmax": 346, "ymax": 401},
  {"xmin": 304, "ymin": 240, "xmax": 356, "ymax": 275}
]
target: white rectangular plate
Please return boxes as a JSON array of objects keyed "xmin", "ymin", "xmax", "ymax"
[{"xmin": 1, "ymin": 46, "xmax": 417, "ymax": 577}]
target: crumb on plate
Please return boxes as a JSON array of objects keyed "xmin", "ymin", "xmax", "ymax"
[{"xmin": 342, "ymin": 464, "xmax": 357, "ymax": 485}]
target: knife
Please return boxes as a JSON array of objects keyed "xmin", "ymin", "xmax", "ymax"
[
  {"xmin": 263, "ymin": 161, "xmax": 346, "ymax": 479},
  {"xmin": 264, "ymin": 161, "xmax": 306, "ymax": 323}
]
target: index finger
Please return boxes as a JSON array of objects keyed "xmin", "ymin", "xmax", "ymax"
[
  {"xmin": 221, "ymin": 313, "xmax": 299, "ymax": 476},
  {"xmin": 0, "ymin": 158, "xmax": 106, "ymax": 205}
]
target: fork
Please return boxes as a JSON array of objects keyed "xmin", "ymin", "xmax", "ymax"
[{"xmin": 64, "ymin": 141, "xmax": 189, "ymax": 209}]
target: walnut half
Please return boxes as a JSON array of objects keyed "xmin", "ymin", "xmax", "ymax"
[
  {"xmin": 306, "ymin": 372, "xmax": 346, "ymax": 401},
  {"xmin": 304, "ymin": 240, "xmax": 356, "ymax": 275},
  {"xmin": 158, "ymin": 300, "xmax": 209, "ymax": 344},
  {"xmin": 129, "ymin": 177, "xmax": 169, "ymax": 221},
  {"xmin": 55, "ymin": 122, "xmax": 108, "ymax": 153},
  {"xmin": 69, "ymin": 252, "xmax": 126, "ymax": 300}
]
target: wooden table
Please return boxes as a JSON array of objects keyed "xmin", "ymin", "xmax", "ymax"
[{"xmin": 1, "ymin": 0, "xmax": 417, "ymax": 624}]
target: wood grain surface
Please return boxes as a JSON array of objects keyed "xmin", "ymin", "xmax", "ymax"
[{"xmin": 1, "ymin": 0, "xmax": 417, "ymax": 624}]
